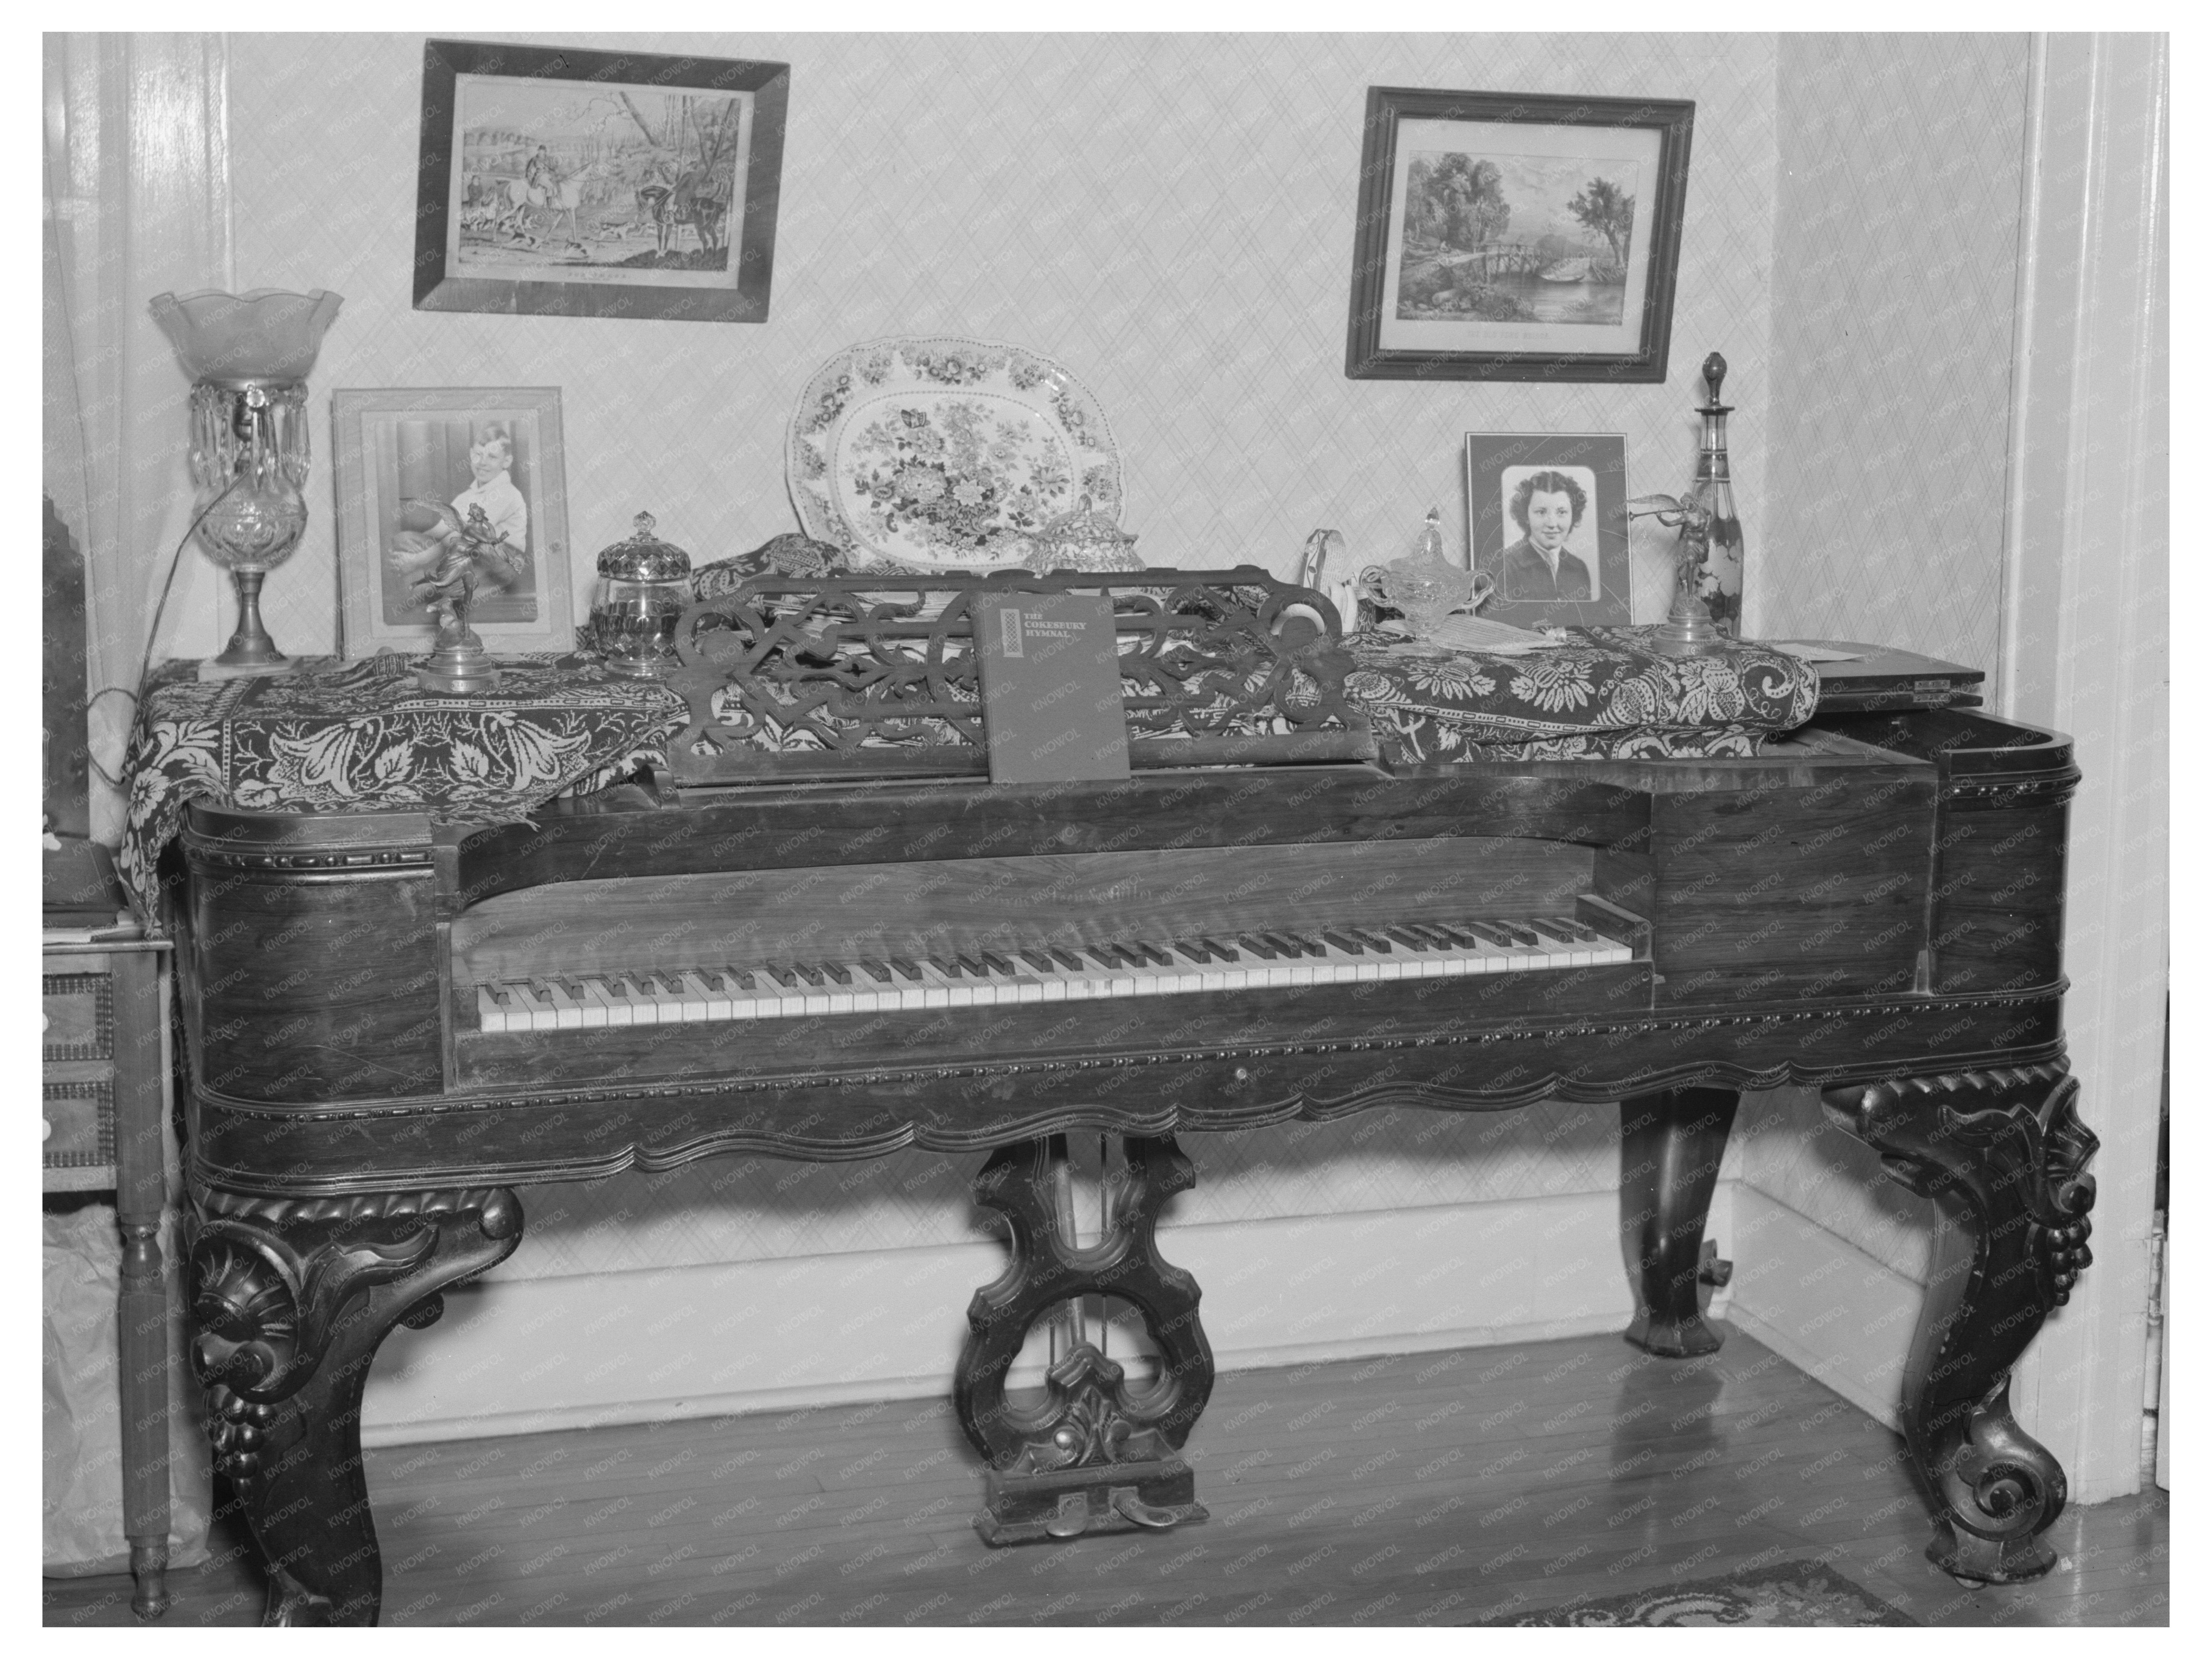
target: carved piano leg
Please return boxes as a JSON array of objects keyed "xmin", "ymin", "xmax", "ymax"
[
  {"xmin": 1619, "ymin": 1086, "xmax": 1739, "ymax": 1356},
  {"xmin": 186, "ymin": 1188, "xmax": 523, "ymax": 1626},
  {"xmin": 1823, "ymin": 1064, "xmax": 2097, "ymax": 1583},
  {"xmin": 956, "ymin": 1134, "xmax": 1215, "ymax": 1546}
]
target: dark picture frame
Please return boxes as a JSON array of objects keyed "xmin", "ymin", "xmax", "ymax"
[
  {"xmin": 1347, "ymin": 88, "xmax": 1694, "ymax": 382},
  {"xmin": 1464, "ymin": 432, "xmax": 1630, "ymax": 629},
  {"xmin": 331, "ymin": 387, "xmax": 575, "ymax": 659},
  {"xmin": 414, "ymin": 38, "xmax": 788, "ymax": 324}
]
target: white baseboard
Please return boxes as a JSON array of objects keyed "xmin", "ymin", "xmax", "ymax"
[
  {"xmin": 1720, "ymin": 1185, "xmax": 1921, "ymax": 1432},
  {"xmin": 361, "ymin": 1191, "xmax": 1638, "ymax": 1448}
]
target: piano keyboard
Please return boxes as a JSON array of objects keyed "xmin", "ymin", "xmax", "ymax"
[{"xmin": 472, "ymin": 916, "xmax": 1634, "ymax": 1033}]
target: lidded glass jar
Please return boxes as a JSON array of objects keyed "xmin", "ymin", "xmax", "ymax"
[{"xmin": 591, "ymin": 511, "xmax": 692, "ymax": 676}]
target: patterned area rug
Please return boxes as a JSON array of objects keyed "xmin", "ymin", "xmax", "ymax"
[{"xmin": 1472, "ymin": 1560, "xmax": 1917, "ymax": 1626}]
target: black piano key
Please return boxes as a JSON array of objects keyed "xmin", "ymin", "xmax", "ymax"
[
  {"xmin": 1238, "ymin": 934, "xmax": 1280, "ymax": 959},
  {"xmin": 1551, "ymin": 916, "xmax": 1601, "ymax": 942},
  {"xmin": 489, "ymin": 984, "xmax": 517, "ymax": 1007},
  {"xmin": 1198, "ymin": 937, "xmax": 1240, "ymax": 961},
  {"xmin": 1260, "ymin": 932, "xmax": 1306, "ymax": 958},
  {"xmin": 1464, "ymin": 921, "xmax": 1515, "ymax": 947},
  {"xmin": 859, "ymin": 960, "xmax": 894, "ymax": 983},
  {"xmin": 1049, "ymin": 947, "xmax": 1087, "ymax": 972},
  {"xmin": 1083, "ymin": 945, "xmax": 1121, "ymax": 969},
  {"xmin": 1135, "ymin": 942, "xmax": 1175, "ymax": 967},
  {"xmin": 1020, "ymin": 949, "xmax": 1056, "ymax": 972},
  {"xmin": 792, "ymin": 963, "xmax": 825, "ymax": 987},
  {"xmin": 764, "ymin": 964, "xmax": 798, "ymax": 988},
  {"xmin": 1526, "ymin": 918, "xmax": 1577, "ymax": 944},
  {"xmin": 1499, "ymin": 921, "xmax": 1542, "ymax": 947},
  {"xmin": 1174, "ymin": 942, "xmax": 1211, "ymax": 964},
  {"xmin": 891, "ymin": 958, "xmax": 923, "ymax": 982},
  {"xmin": 1347, "ymin": 927, "xmax": 1394, "ymax": 952},
  {"xmin": 1435, "ymin": 922, "xmax": 1485, "ymax": 948},
  {"xmin": 959, "ymin": 954, "xmax": 994, "ymax": 979},
  {"xmin": 1321, "ymin": 930, "xmax": 1364, "ymax": 955},
  {"xmin": 1382, "ymin": 926, "xmax": 1431, "ymax": 950},
  {"xmin": 930, "ymin": 956, "xmax": 964, "ymax": 979}
]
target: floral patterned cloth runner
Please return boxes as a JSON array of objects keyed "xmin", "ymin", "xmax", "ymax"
[
  {"xmin": 119, "ymin": 654, "xmax": 688, "ymax": 928},
  {"xmin": 1343, "ymin": 628, "xmax": 1820, "ymax": 762},
  {"xmin": 119, "ymin": 632, "xmax": 1816, "ymax": 928}
]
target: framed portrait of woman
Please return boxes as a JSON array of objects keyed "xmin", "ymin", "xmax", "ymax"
[
  {"xmin": 331, "ymin": 387, "xmax": 575, "ymax": 658},
  {"xmin": 1464, "ymin": 431, "xmax": 1629, "ymax": 630}
]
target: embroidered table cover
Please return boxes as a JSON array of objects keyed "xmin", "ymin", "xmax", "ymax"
[
  {"xmin": 121, "ymin": 654, "xmax": 688, "ymax": 927},
  {"xmin": 121, "ymin": 633, "xmax": 1816, "ymax": 928},
  {"xmin": 1343, "ymin": 629, "xmax": 1818, "ymax": 763}
]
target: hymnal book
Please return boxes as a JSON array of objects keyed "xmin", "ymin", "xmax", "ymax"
[{"xmin": 974, "ymin": 591, "xmax": 1132, "ymax": 785}]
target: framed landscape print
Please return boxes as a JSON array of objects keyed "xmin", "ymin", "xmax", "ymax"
[
  {"xmin": 1347, "ymin": 88, "xmax": 1694, "ymax": 382},
  {"xmin": 414, "ymin": 38, "xmax": 788, "ymax": 324},
  {"xmin": 332, "ymin": 388, "xmax": 575, "ymax": 659},
  {"xmin": 1464, "ymin": 432, "xmax": 1629, "ymax": 629}
]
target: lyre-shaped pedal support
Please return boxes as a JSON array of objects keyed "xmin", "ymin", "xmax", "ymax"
[{"xmin": 956, "ymin": 1133, "xmax": 1215, "ymax": 1546}]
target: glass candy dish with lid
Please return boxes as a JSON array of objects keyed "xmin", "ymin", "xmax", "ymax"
[{"xmin": 590, "ymin": 511, "xmax": 693, "ymax": 676}]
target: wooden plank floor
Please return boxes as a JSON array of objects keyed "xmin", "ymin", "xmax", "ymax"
[{"xmin": 44, "ymin": 1326, "xmax": 2168, "ymax": 1628}]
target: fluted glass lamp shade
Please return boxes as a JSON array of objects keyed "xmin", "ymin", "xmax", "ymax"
[
  {"xmin": 149, "ymin": 288, "xmax": 343, "ymax": 382},
  {"xmin": 148, "ymin": 289, "xmax": 342, "ymax": 671}
]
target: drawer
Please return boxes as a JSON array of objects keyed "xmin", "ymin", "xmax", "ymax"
[
  {"xmin": 43, "ymin": 1077, "xmax": 114, "ymax": 1171},
  {"xmin": 43, "ymin": 972, "xmax": 113, "ymax": 1062}
]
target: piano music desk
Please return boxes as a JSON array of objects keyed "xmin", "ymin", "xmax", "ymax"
[{"xmin": 152, "ymin": 601, "xmax": 2093, "ymax": 1625}]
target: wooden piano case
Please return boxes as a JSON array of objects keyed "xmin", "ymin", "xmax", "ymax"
[{"xmin": 166, "ymin": 582, "xmax": 2091, "ymax": 1623}]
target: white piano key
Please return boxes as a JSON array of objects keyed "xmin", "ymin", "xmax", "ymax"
[{"xmin": 676, "ymin": 971, "xmax": 717, "ymax": 1020}]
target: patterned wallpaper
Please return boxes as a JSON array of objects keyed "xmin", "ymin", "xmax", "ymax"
[
  {"xmin": 224, "ymin": 31, "xmax": 1783, "ymax": 1281},
  {"xmin": 1738, "ymin": 34, "xmax": 2034, "ymax": 1285},
  {"xmin": 1760, "ymin": 32, "xmax": 2032, "ymax": 661}
]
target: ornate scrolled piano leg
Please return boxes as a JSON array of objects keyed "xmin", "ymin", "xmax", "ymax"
[
  {"xmin": 1822, "ymin": 1063, "xmax": 2097, "ymax": 1583},
  {"xmin": 1619, "ymin": 1085, "xmax": 1739, "ymax": 1356},
  {"xmin": 187, "ymin": 1187, "xmax": 523, "ymax": 1626},
  {"xmin": 956, "ymin": 1134, "xmax": 1215, "ymax": 1546}
]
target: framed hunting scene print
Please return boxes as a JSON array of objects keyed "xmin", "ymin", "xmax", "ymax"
[
  {"xmin": 414, "ymin": 38, "xmax": 789, "ymax": 324},
  {"xmin": 1346, "ymin": 88, "xmax": 1694, "ymax": 382}
]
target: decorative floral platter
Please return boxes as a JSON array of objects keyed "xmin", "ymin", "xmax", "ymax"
[{"xmin": 787, "ymin": 337, "xmax": 1124, "ymax": 571}]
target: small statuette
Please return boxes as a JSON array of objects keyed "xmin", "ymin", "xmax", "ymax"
[{"xmin": 389, "ymin": 498, "xmax": 526, "ymax": 693}]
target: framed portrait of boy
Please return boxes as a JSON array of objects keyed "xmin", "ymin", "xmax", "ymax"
[
  {"xmin": 332, "ymin": 387, "xmax": 575, "ymax": 659},
  {"xmin": 1464, "ymin": 432, "xmax": 1629, "ymax": 630}
]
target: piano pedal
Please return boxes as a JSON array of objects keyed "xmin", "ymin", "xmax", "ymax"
[{"xmin": 973, "ymin": 1457, "xmax": 1207, "ymax": 1548}]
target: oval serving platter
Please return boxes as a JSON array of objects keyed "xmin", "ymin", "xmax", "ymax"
[{"xmin": 786, "ymin": 336, "xmax": 1123, "ymax": 571}]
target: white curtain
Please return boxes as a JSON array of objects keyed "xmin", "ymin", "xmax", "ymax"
[{"xmin": 43, "ymin": 32, "xmax": 232, "ymax": 843}]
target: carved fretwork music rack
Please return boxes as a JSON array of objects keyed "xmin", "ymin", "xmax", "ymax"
[{"xmin": 665, "ymin": 567, "xmax": 1373, "ymax": 785}]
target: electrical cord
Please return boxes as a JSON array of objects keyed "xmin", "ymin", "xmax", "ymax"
[{"xmin": 79, "ymin": 478, "xmax": 241, "ymax": 790}]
